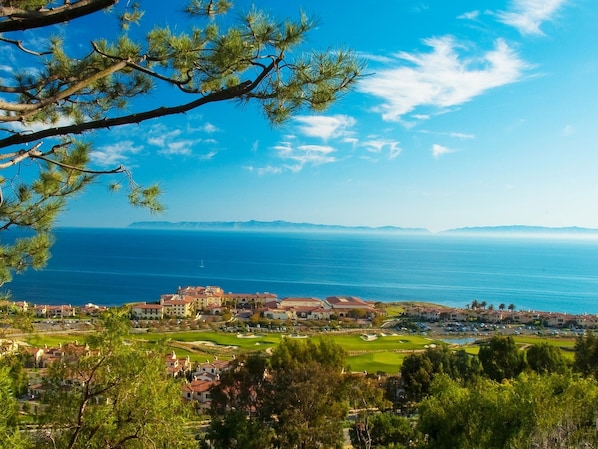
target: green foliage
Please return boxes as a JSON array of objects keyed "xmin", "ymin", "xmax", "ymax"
[
  {"xmin": 573, "ymin": 332, "xmax": 598, "ymax": 378},
  {"xmin": 0, "ymin": 353, "xmax": 30, "ymax": 397},
  {"xmin": 526, "ymin": 342, "xmax": 568, "ymax": 374},
  {"xmin": 417, "ymin": 374, "xmax": 598, "ymax": 449},
  {"xmin": 33, "ymin": 313, "xmax": 196, "ymax": 449},
  {"xmin": 351, "ymin": 412, "xmax": 421, "ymax": 449},
  {"xmin": 0, "ymin": 366, "xmax": 30, "ymax": 449},
  {"xmin": 478, "ymin": 335, "xmax": 526, "ymax": 381},
  {"xmin": 400, "ymin": 345, "xmax": 481, "ymax": 403},
  {"xmin": 208, "ymin": 338, "xmax": 349, "ymax": 449}
]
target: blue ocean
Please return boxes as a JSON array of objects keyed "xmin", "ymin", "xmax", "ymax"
[{"xmin": 6, "ymin": 227, "xmax": 598, "ymax": 314}]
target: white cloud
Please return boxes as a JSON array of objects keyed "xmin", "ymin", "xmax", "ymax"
[
  {"xmin": 293, "ymin": 115, "xmax": 356, "ymax": 141},
  {"xmin": 265, "ymin": 141, "xmax": 337, "ymax": 173},
  {"xmin": 449, "ymin": 132, "xmax": 475, "ymax": 140},
  {"xmin": 146, "ymin": 125, "xmax": 205, "ymax": 156},
  {"xmin": 497, "ymin": 0, "xmax": 566, "ymax": 36},
  {"xmin": 0, "ymin": 64, "xmax": 13, "ymax": 73},
  {"xmin": 362, "ymin": 139, "xmax": 402, "ymax": 159},
  {"xmin": 147, "ymin": 129, "xmax": 182, "ymax": 147},
  {"xmin": 159, "ymin": 140, "xmax": 194, "ymax": 156},
  {"xmin": 458, "ymin": 10, "xmax": 480, "ymax": 20},
  {"xmin": 420, "ymin": 130, "xmax": 475, "ymax": 139},
  {"xmin": 244, "ymin": 165, "xmax": 283, "ymax": 176},
  {"xmin": 432, "ymin": 143, "xmax": 455, "ymax": 159},
  {"xmin": 91, "ymin": 140, "xmax": 144, "ymax": 167},
  {"xmin": 358, "ymin": 36, "xmax": 530, "ymax": 122},
  {"xmin": 200, "ymin": 151, "xmax": 217, "ymax": 160},
  {"xmin": 200, "ymin": 122, "xmax": 219, "ymax": 133}
]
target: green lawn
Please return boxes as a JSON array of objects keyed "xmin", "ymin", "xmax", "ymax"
[
  {"xmin": 17, "ymin": 327, "xmax": 581, "ymax": 374},
  {"xmin": 347, "ymin": 351, "xmax": 406, "ymax": 374},
  {"xmin": 24, "ymin": 333, "xmax": 85, "ymax": 347},
  {"xmin": 134, "ymin": 330, "xmax": 282, "ymax": 348}
]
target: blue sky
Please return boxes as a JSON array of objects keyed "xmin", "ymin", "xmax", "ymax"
[{"xmin": 8, "ymin": 0, "xmax": 598, "ymax": 232}]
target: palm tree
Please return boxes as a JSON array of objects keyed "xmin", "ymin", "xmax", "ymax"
[
  {"xmin": 508, "ymin": 304, "xmax": 516, "ymax": 312},
  {"xmin": 488, "ymin": 304, "xmax": 494, "ymax": 311},
  {"xmin": 471, "ymin": 299, "xmax": 480, "ymax": 310},
  {"xmin": 499, "ymin": 303, "xmax": 505, "ymax": 311},
  {"xmin": 480, "ymin": 301, "xmax": 487, "ymax": 310}
]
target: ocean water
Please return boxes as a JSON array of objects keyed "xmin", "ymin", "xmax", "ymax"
[{"xmin": 5, "ymin": 227, "xmax": 598, "ymax": 314}]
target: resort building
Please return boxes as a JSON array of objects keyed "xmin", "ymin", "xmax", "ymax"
[
  {"xmin": 325, "ymin": 296, "xmax": 376, "ymax": 317},
  {"xmin": 225, "ymin": 292, "xmax": 278, "ymax": 310},
  {"xmin": 181, "ymin": 379, "xmax": 216, "ymax": 411},
  {"xmin": 178, "ymin": 285, "xmax": 225, "ymax": 310},
  {"xmin": 130, "ymin": 302, "xmax": 164, "ymax": 320},
  {"xmin": 194, "ymin": 359, "xmax": 231, "ymax": 378},
  {"xmin": 279, "ymin": 297, "xmax": 329, "ymax": 309},
  {"xmin": 34, "ymin": 304, "xmax": 76, "ymax": 318},
  {"xmin": 165, "ymin": 350, "xmax": 192, "ymax": 378},
  {"xmin": 160, "ymin": 295, "xmax": 195, "ymax": 318},
  {"xmin": 263, "ymin": 307, "xmax": 296, "ymax": 321}
]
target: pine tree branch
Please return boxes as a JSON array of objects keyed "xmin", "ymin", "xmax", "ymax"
[
  {"xmin": 0, "ymin": 59, "xmax": 128, "ymax": 117},
  {"xmin": 0, "ymin": 0, "xmax": 117, "ymax": 33},
  {"xmin": 0, "ymin": 58, "xmax": 279, "ymax": 149},
  {"xmin": 0, "ymin": 35, "xmax": 52, "ymax": 56}
]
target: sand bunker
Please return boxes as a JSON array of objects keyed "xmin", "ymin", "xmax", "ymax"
[
  {"xmin": 189, "ymin": 340, "xmax": 238, "ymax": 349},
  {"xmin": 361, "ymin": 334, "xmax": 378, "ymax": 341},
  {"xmin": 237, "ymin": 334, "xmax": 260, "ymax": 338}
]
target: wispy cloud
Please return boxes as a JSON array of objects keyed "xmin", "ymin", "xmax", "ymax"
[
  {"xmin": 147, "ymin": 129, "xmax": 182, "ymax": 148},
  {"xmin": 146, "ymin": 124, "xmax": 207, "ymax": 157},
  {"xmin": 186, "ymin": 122, "xmax": 219, "ymax": 134},
  {"xmin": 201, "ymin": 122, "xmax": 219, "ymax": 133},
  {"xmin": 200, "ymin": 151, "xmax": 217, "ymax": 160},
  {"xmin": 497, "ymin": 0, "xmax": 567, "ymax": 36},
  {"xmin": 362, "ymin": 139, "xmax": 402, "ymax": 160},
  {"xmin": 432, "ymin": 143, "xmax": 455, "ymax": 159},
  {"xmin": 420, "ymin": 130, "xmax": 476, "ymax": 140},
  {"xmin": 358, "ymin": 36, "xmax": 530, "ymax": 122},
  {"xmin": 91, "ymin": 140, "xmax": 144, "ymax": 167},
  {"xmin": 159, "ymin": 140, "xmax": 195, "ymax": 156},
  {"xmin": 244, "ymin": 165, "xmax": 283, "ymax": 176},
  {"xmin": 293, "ymin": 114, "xmax": 356, "ymax": 141},
  {"xmin": 458, "ymin": 10, "xmax": 480, "ymax": 20},
  {"xmin": 270, "ymin": 141, "xmax": 337, "ymax": 172}
]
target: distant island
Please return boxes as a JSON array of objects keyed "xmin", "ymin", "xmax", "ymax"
[
  {"xmin": 442, "ymin": 225, "xmax": 598, "ymax": 237},
  {"xmin": 128, "ymin": 221, "xmax": 598, "ymax": 236},
  {"xmin": 128, "ymin": 220, "xmax": 430, "ymax": 234}
]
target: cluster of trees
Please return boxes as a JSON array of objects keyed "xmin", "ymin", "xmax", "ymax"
[
  {"xmin": 468, "ymin": 300, "xmax": 515, "ymax": 311},
  {"xmin": 355, "ymin": 335, "xmax": 597, "ymax": 449},
  {"xmin": 206, "ymin": 338, "xmax": 351, "ymax": 449}
]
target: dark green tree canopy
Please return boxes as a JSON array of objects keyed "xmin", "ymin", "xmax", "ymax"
[
  {"xmin": 0, "ymin": 0, "xmax": 363, "ymax": 287},
  {"xmin": 526, "ymin": 342, "xmax": 568, "ymax": 375},
  {"xmin": 478, "ymin": 335, "xmax": 526, "ymax": 381},
  {"xmin": 208, "ymin": 338, "xmax": 349, "ymax": 449}
]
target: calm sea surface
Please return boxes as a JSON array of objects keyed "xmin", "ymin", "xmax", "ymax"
[{"xmin": 6, "ymin": 228, "xmax": 598, "ymax": 314}]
